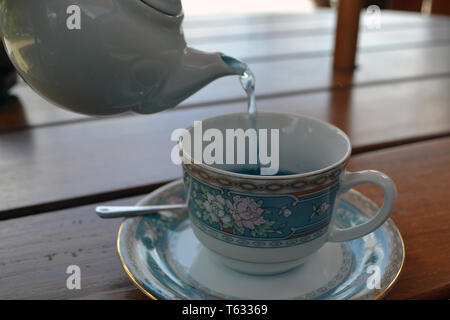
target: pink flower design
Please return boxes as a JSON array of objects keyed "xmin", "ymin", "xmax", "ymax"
[{"xmin": 226, "ymin": 196, "xmax": 265, "ymax": 230}]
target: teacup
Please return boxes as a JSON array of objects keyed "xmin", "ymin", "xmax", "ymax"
[{"xmin": 179, "ymin": 112, "xmax": 396, "ymax": 275}]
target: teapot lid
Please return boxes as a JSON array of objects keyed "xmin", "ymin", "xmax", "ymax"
[{"xmin": 140, "ymin": 0, "xmax": 182, "ymax": 16}]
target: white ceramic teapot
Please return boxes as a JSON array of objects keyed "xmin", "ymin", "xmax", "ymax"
[{"xmin": 0, "ymin": 0, "xmax": 244, "ymax": 115}]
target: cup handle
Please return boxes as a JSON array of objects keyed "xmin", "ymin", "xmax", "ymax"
[{"xmin": 328, "ymin": 170, "xmax": 397, "ymax": 242}]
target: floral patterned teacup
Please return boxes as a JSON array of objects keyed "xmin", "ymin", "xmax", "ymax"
[{"xmin": 180, "ymin": 112, "xmax": 397, "ymax": 275}]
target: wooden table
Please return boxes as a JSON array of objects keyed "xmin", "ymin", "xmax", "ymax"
[{"xmin": 0, "ymin": 9, "xmax": 449, "ymax": 300}]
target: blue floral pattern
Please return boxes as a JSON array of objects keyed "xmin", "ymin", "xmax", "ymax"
[{"xmin": 187, "ymin": 174, "xmax": 338, "ymax": 243}]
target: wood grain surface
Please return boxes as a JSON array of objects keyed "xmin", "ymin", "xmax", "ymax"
[{"xmin": 347, "ymin": 138, "xmax": 450, "ymax": 299}]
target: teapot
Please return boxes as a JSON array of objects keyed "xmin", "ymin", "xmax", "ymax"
[{"xmin": 0, "ymin": 0, "xmax": 244, "ymax": 115}]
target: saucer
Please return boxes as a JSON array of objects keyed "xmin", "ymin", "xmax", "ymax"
[{"xmin": 117, "ymin": 179, "xmax": 404, "ymax": 300}]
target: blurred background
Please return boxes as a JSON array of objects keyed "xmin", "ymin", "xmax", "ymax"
[{"xmin": 183, "ymin": 0, "xmax": 449, "ymax": 15}]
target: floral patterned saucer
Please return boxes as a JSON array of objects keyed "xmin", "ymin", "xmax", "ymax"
[{"xmin": 117, "ymin": 180, "xmax": 404, "ymax": 300}]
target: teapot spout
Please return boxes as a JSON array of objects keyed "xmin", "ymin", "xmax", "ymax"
[{"xmin": 158, "ymin": 48, "xmax": 246, "ymax": 110}]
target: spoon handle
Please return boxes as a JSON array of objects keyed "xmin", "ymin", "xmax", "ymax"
[{"xmin": 96, "ymin": 204, "xmax": 187, "ymax": 219}]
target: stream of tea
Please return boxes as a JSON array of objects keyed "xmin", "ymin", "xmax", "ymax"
[
  {"xmin": 239, "ymin": 67, "xmax": 256, "ymax": 116},
  {"xmin": 236, "ymin": 62, "xmax": 293, "ymax": 176},
  {"xmin": 238, "ymin": 66, "xmax": 261, "ymax": 175},
  {"xmin": 222, "ymin": 55, "xmax": 291, "ymax": 176}
]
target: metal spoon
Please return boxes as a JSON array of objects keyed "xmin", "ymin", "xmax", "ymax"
[{"xmin": 96, "ymin": 204, "xmax": 187, "ymax": 219}]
